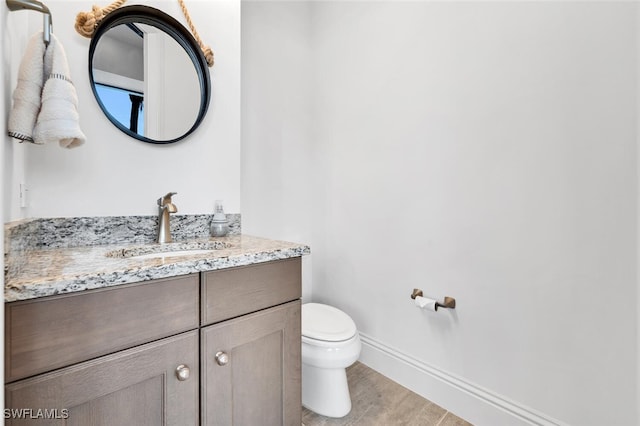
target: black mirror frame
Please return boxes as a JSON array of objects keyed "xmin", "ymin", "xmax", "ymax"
[{"xmin": 88, "ymin": 5, "xmax": 211, "ymax": 144}]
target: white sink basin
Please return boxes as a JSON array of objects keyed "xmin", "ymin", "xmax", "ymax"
[
  {"xmin": 105, "ymin": 241, "xmax": 232, "ymax": 259},
  {"xmin": 130, "ymin": 249, "xmax": 218, "ymax": 260}
]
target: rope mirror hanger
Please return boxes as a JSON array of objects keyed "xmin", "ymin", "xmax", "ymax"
[{"xmin": 75, "ymin": 0, "xmax": 214, "ymax": 67}]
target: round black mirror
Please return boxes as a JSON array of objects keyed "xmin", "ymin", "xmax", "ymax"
[{"xmin": 89, "ymin": 5, "xmax": 211, "ymax": 144}]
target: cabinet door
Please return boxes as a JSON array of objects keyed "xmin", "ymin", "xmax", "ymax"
[
  {"xmin": 6, "ymin": 331, "xmax": 199, "ymax": 426},
  {"xmin": 202, "ymin": 300, "xmax": 301, "ymax": 426}
]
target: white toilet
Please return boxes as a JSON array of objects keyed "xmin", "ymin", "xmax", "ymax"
[{"xmin": 301, "ymin": 303, "xmax": 361, "ymax": 418}]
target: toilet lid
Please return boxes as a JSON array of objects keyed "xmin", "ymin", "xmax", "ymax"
[{"xmin": 302, "ymin": 303, "xmax": 357, "ymax": 342}]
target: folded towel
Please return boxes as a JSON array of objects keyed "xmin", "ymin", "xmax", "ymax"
[
  {"xmin": 7, "ymin": 32, "xmax": 46, "ymax": 143},
  {"xmin": 33, "ymin": 33, "xmax": 86, "ymax": 148}
]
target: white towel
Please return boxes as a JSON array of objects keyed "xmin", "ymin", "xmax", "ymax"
[
  {"xmin": 33, "ymin": 33, "xmax": 86, "ymax": 148},
  {"xmin": 7, "ymin": 32, "xmax": 86, "ymax": 148},
  {"xmin": 7, "ymin": 32, "xmax": 45, "ymax": 143}
]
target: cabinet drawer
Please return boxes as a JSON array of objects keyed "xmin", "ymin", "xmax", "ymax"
[
  {"xmin": 5, "ymin": 274, "xmax": 199, "ymax": 383},
  {"xmin": 201, "ymin": 258, "xmax": 301, "ymax": 325}
]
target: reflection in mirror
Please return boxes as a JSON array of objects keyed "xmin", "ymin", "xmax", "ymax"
[
  {"xmin": 89, "ymin": 6, "xmax": 210, "ymax": 144},
  {"xmin": 94, "ymin": 83, "xmax": 144, "ymax": 135},
  {"xmin": 92, "ymin": 24, "xmax": 145, "ymax": 136}
]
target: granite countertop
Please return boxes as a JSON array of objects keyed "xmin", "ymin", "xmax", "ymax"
[
  {"xmin": 5, "ymin": 216, "xmax": 310, "ymax": 302},
  {"xmin": 5, "ymin": 234, "xmax": 310, "ymax": 302}
]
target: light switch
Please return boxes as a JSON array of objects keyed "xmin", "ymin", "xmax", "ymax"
[{"xmin": 19, "ymin": 183, "xmax": 29, "ymax": 208}]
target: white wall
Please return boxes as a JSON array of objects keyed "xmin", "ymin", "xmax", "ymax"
[
  {"xmin": 2, "ymin": 9, "xmax": 29, "ymax": 222},
  {"xmin": 5, "ymin": 0, "xmax": 240, "ymax": 218},
  {"xmin": 242, "ymin": 1, "xmax": 638, "ymax": 425},
  {"xmin": 241, "ymin": 1, "xmax": 315, "ymax": 301}
]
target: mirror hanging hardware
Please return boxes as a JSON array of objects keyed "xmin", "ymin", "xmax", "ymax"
[
  {"xmin": 75, "ymin": 0, "xmax": 213, "ymax": 67},
  {"xmin": 74, "ymin": 0, "xmax": 126, "ymax": 38},
  {"xmin": 6, "ymin": 0, "xmax": 52, "ymax": 45}
]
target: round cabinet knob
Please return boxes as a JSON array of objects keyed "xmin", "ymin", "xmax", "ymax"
[
  {"xmin": 176, "ymin": 364, "xmax": 190, "ymax": 381},
  {"xmin": 215, "ymin": 351, "xmax": 229, "ymax": 366}
]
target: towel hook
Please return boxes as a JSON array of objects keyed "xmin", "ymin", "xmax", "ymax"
[{"xmin": 6, "ymin": 0, "xmax": 53, "ymax": 45}]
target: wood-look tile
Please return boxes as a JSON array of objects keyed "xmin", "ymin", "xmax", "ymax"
[
  {"xmin": 354, "ymin": 390, "xmax": 446, "ymax": 426},
  {"xmin": 437, "ymin": 412, "xmax": 474, "ymax": 426},
  {"xmin": 303, "ymin": 362, "xmax": 471, "ymax": 426},
  {"xmin": 406, "ymin": 401, "xmax": 448, "ymax": 426}
]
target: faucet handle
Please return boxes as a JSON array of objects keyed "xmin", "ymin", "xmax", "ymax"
[{"xmin": 158, "ymin": 192, "xmax": 178, "ymax": 207}]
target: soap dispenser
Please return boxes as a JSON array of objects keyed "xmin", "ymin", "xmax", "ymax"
[{"xmin": 210, "ymin": 200, "xmax": 229, "ymax": 237}]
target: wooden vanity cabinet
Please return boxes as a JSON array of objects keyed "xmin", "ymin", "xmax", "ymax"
[
  {"xmin": 4, "ymin": 258, "xmax": 303, "ymax": 426},
  {"xmin": 5, "ymin": 275, "xmax": 201, "ymax": 426},
  {"xmin": 201, "ymin": 258, "xmax": 302, "ymax": 426}
]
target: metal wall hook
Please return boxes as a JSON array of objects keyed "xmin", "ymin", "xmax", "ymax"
[{"xmin": 6, "ymin": 0, "xmax": 53, "ymax": 45}]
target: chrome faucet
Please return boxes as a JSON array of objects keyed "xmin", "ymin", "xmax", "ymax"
[{"xmin": 157, "ymin": 192, "xmax": 178, "ymax": 243}]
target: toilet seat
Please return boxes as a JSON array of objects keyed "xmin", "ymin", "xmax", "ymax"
[
  {"xmin": 302, "ymin": 332, "xmax": 359, "ymax": 348},
  {"xmin": 302, "ymin": 303, "xmax": 357, "ymax": 342}
]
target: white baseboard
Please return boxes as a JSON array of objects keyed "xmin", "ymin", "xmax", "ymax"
[{"xmin": 358, "ymin": 332, "xmax": 568, "ymax": 426}]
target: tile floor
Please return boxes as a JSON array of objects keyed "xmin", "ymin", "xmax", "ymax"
[{"xmin": 302, "ymin": 362, "xmax": 473, "ymax": 426}]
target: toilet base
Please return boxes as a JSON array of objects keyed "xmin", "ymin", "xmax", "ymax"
[{"xmin": 302, "ymin": 364, "xmax": 351, "ymax": 418}]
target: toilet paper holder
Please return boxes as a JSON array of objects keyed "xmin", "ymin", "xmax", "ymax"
[{"xmin": 410, "ymin": 288, "xmax": 456, "ymax": 310}]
